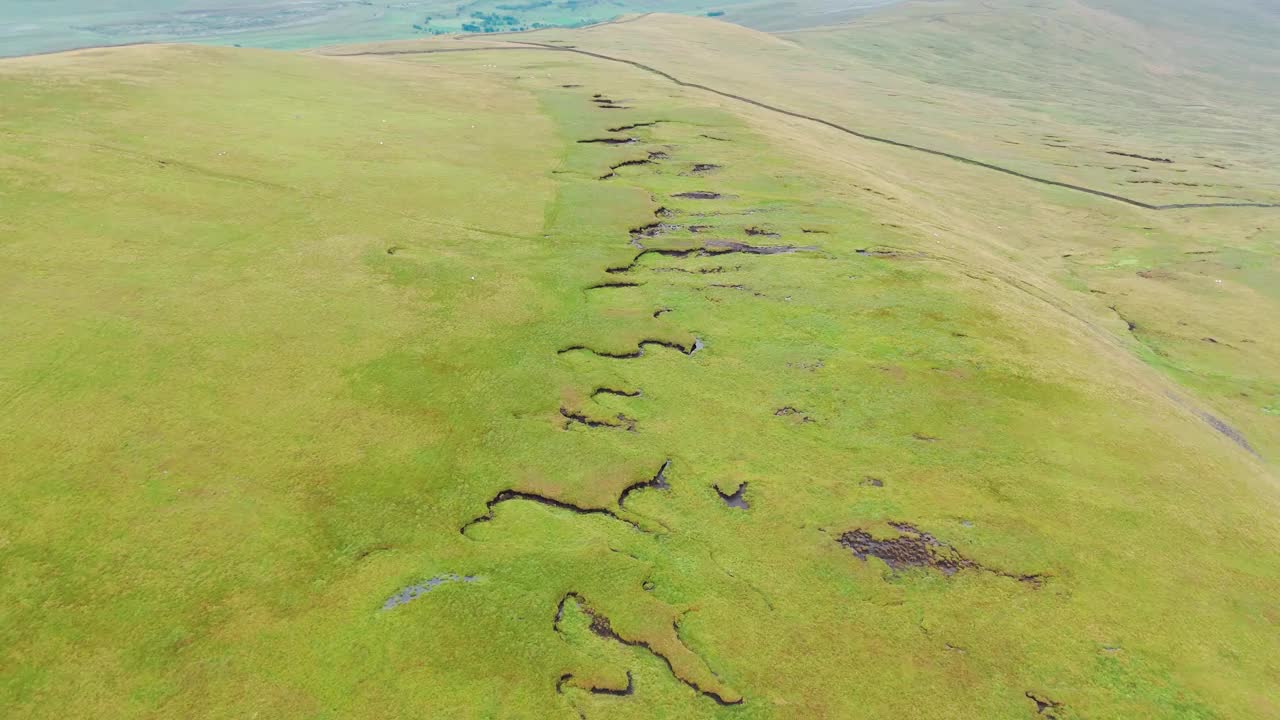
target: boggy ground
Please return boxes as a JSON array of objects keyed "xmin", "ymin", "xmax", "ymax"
[
  {"xmin": 513, "ymin": 11, "xmax": 1280, "ymax": 465},
  {"xmin": 1, "ymin": 27, "xmax": 1279, "ymax": 720}
]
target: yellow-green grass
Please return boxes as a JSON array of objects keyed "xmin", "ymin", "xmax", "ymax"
[
  {"xmin": 517, "ymin": 8, "xmax": 1280, "ymax": 460},
  {"xmin": 529, "ymin": 7, "xmax": 1280, "ymax": 208},
  {"xmin": 2, "ymin": 18, "xmax": 1279, "ymax": 720}
]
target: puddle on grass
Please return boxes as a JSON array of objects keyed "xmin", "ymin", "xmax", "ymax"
[
  {"xmin": 715, "ymin": 482, "xmax": 749, "ymax": 509},
  {"xmin": 382, "ymin": 574, "xmax": 477, "ymax": 610}
]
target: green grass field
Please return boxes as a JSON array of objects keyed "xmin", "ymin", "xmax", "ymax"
[{"xmin": 2, "ymin": 1, "xmax": 1279, "ymax": 718}]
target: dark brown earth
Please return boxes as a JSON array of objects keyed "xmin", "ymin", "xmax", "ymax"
[
  {"xmin": 460, "ymin": 490, "xmax": 643, "ymax": 535},
  {"xmin": 618, "ymin": 459, "xmax": 671, "ymax": 506},
  {"xmin": 560, "ymin": 406, "xmax": 637, "ymax": 432},
  {"xmin": 838, "ymin": 522, "xmax": 1044, "ymax": 585},
  {"xmin": 553, "ymin": 593, "xmax": 743, "ymax": 706},
  {"xmin": 1025, "ymin": 691, "xmax": 1063, "ymax": 718},
  {"xmin": 557, "ymin": 338, "xmax": 702, "ymax": 359},
  {"xmin": 607, "ymin": 120, "xmax": 662, "ymax": 132},
  {"xmin": 714, "ymin": 482, "xmax": 749, "ymax": 509},
  {"xmin": 591, "ymin": 387, "xmax": 641, "ymax": 399},
  {"xmin": 774, "ymin": 406, "xmax": 815, "ymax": 423},
  {"xmin": 1106, "ymin": 150, "xmax": 1173, "ymax": 163}
]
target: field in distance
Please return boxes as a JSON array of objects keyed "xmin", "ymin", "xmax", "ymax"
[{"xmin": 0, "ymin": 0, "xmax": 895, "ymax": 57}]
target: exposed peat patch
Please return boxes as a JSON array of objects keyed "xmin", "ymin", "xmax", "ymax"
[
  {"xmin": 704, "ymin": 239, "xmax": 814, "ymax": 255},
  {"xmin": 774, "ymin": 406, "xmax": 815, "ymax": 423},
  {"xmin": 1108, "ymin": 305, "xmax": 1138, "ymax": 332},
  {"xmin": 619, "ymin": 459, "xmax": 671, "ymax": 506},
  {"xmin": 600, "ymin": 157, "xmax": 654, "ymax": 179},
  {"xmin": 592, "ymin": 387, "xmax": 641, "ymax": 399},
  {"xmin": 607, "ymin": 247, "xmax": 700, "ymax": 273},
  {"xmin": 1026, "ymin": 691, "xmax": 1063, "ymax": 718},
  {"xmin": 461, "ymin": 491, "xmax": 642, "ymax": 535},
  {"xmin": 553, "ymin": 593, "xmax": 743, "ymax": 706},
  {"xmin": 838, "ymin": 522, "xmax": 1044, "ymax": 585},
  {"xmin": 607, "ymin": 121, "xmax": 663, "ymax": 132},
  {"xmin": 561, "ymin": 670, "xmax": 634, "ymax": 696},
  {"xmin": 714, "ymin": 482, "xmax": 749, "ymax": 509},
  {"xmin": 592, "ymin": 671, "xmax": 635, "ymax": 696},
  {"xmin": 557, "ymin": 338, "xmax": 703, "ymax": 359},
  {"xmin": 1106, "ymin": 150, "xmax": 1173, "ymax": 163},
  {"xmin": 578, "ymin": 137, "xmax": 637, "ymax": 145},
  {"xmin": 628, "ymin": 221, "xmax": 681, "ymax": 244},
  {"xmin": 856, "ymin": 247, "xmax": 912, "ymax": 258},
  {"xmin": 560, "ymin": 406, "xmax": 637, "ymax": 432}
]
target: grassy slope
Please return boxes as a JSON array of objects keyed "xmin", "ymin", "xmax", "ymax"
[
  {"xmin": 525, "ymin": 6, "xmax": 1280, "ymax": 461},
  {"xmin": 0, "ymin": 44, "xmax": 564, "ymax": 715},
  {"xmin": 2, "ymin": 13, "xmax": 1279, "ymax": 720}
]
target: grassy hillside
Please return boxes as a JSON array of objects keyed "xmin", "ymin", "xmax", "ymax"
[
  {"xmin": 523, "ymin": 6, "xmax": 1280, "ymax": 461},
  {"xmin": 2, "ymin": 5, "xmax": 1279, "ymax": 720}
]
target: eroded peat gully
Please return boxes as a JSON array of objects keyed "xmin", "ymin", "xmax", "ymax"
[
  {"xmin": 393, "ymin": 77, "xmax": 1058, "ymax": 712},
  {"xmin": 326, "ymin": 43, "xmax": 1280, "ymax": 211},
  {"xmin": 460, "ymin": 87, "xmax": 783, "ymax": 708},
  {"xmin": 554, "ymin": 592, "xmax": 743, "ymax": 706}
]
